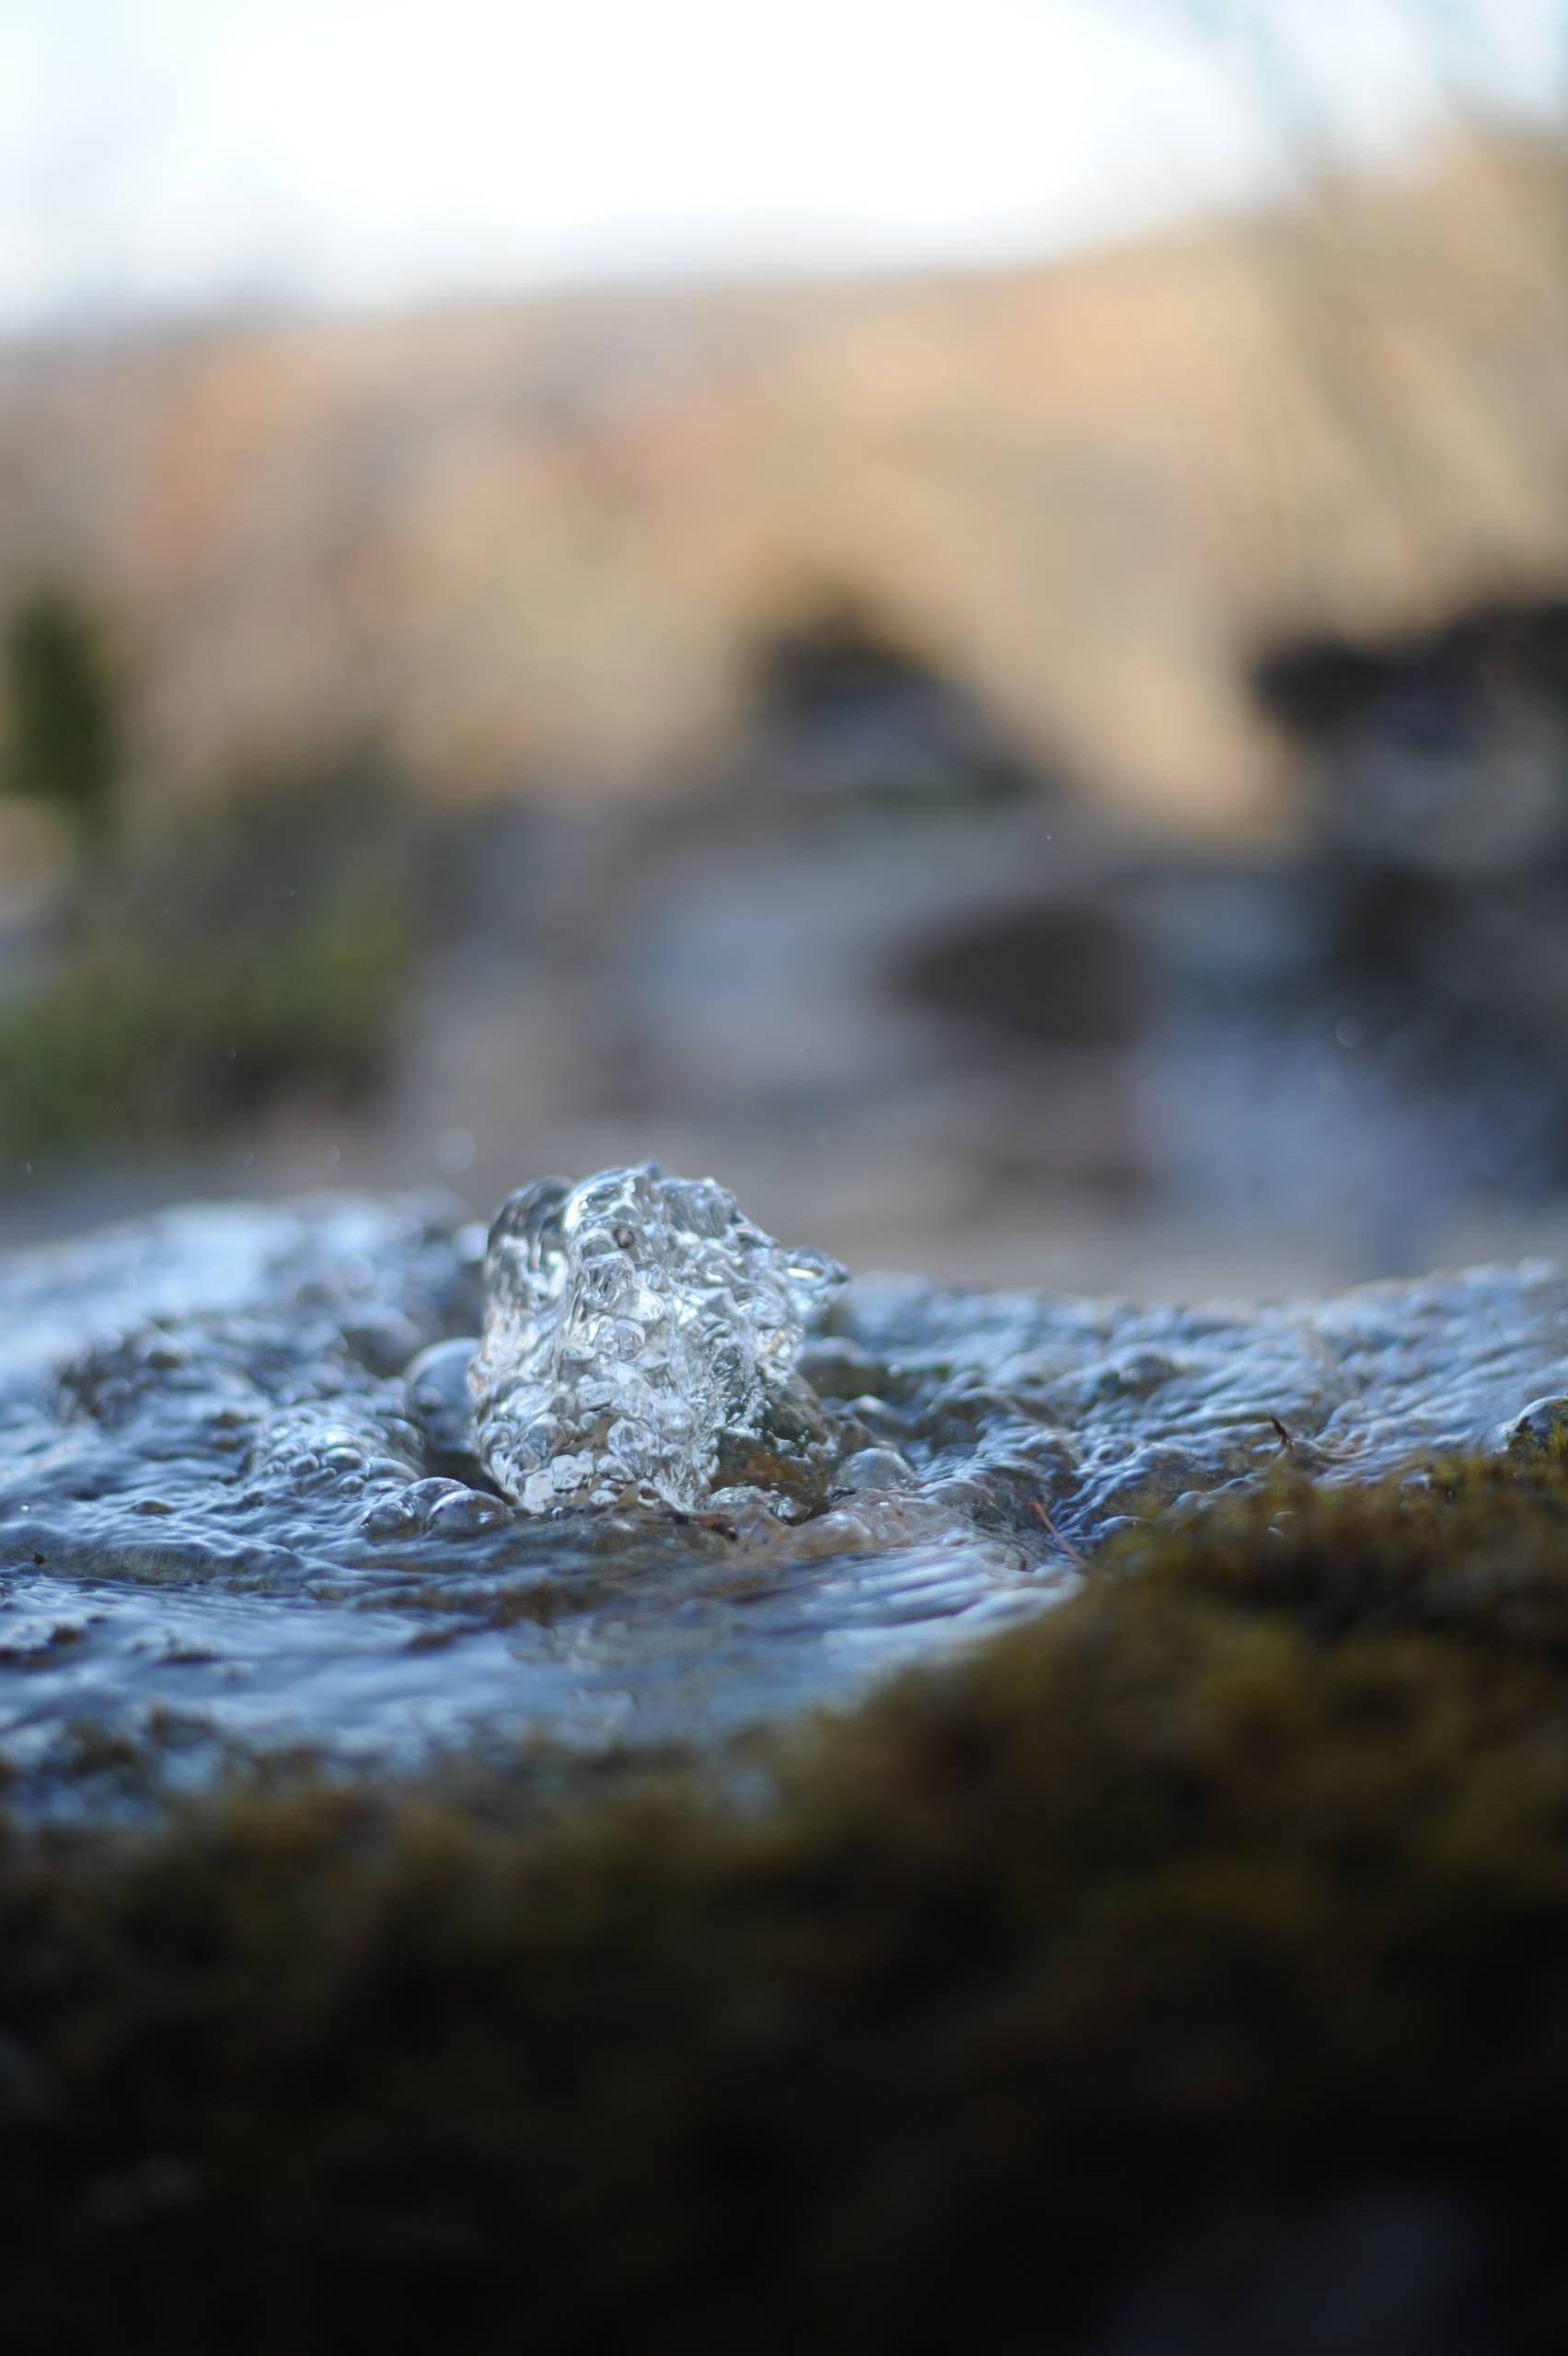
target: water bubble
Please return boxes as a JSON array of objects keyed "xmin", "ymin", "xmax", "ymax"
[
  {"xmin": 838, "ymin": 1448, "xmax": 916, "ymax": 1493},
  {"xmin": 424, "ymin": 1488, "xmax": 508, "ymax": 1538},
  {"xmin": 357, "ymin": 1498, "xmax": 420, "ymax": 1542},
  {"xmin": 434, "ymin": 1128, "xmax": 478, "ymax": 1177}
]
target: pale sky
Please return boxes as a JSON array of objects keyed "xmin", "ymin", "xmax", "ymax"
[{"xmin": 0, "ymin": 0, "xmax": 1563, "ymax": 329}]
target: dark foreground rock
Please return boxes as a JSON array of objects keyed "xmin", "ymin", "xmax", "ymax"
[{"xmin": 4, "ymin": 1457, "xmax": 1568, "ymax": 2350}]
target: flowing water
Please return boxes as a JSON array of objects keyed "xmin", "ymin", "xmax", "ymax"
[{"xmin": 3, "ymin": 1163, "xmax": 1567, "ymax": 1806}]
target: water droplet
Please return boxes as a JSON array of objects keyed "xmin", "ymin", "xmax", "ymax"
[{"xmin": 434, "ymin": 1127, "xmax": 477, "ymax": 1176}]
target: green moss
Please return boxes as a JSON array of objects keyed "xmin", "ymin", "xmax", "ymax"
[
  {"xmin": 11, "ymin": 1454, "xmax": 1568, "ymax": 2347},
  {"xmin": 1109, "ymin": 1451, "xmax": 1568, "ymax": 1662}
]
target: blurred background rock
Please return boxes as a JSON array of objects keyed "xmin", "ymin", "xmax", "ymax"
[{"xmin": 5, "ymin": 0, "xmax": 1568, "ymax": 1291}]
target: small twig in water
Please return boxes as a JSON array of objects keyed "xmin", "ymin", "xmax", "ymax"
[
  {"xmin": 1268, "ymin": 1414, "xmax": 1294, "ymax": 1453},
  {"xmin": 1031, "ymin": 1496, "xmax": 1089, "ymax": 1567}
]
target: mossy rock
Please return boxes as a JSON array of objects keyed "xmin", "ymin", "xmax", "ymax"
[{"xmin": 9, "ymin": 1453, "xmax": 1568, "ymax": 2348}]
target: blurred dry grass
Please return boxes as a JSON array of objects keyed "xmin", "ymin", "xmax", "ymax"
[{"xmin": 4, "ymin": 128, "xmax": 1567, "ymax": 834}]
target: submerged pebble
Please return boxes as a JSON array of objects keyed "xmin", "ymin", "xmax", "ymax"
[{"xmin": 4, "ymin": 1172, "xmax": 1568, "ymax": 1795}]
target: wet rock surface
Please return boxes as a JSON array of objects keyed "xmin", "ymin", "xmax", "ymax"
[{"xmin": 3, "ymin": 1175, "xmax": 1568, "ymax": 1790}]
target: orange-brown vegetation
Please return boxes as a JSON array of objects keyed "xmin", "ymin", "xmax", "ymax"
[{"xmin": 3, "ymin": 128, "xmax": 1567, "ymax": 831}]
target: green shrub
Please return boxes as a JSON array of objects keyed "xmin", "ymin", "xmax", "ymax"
[
  {"xmin": 2, "ymin": 589, "xmax": 121, "ymax": 849},
  {"xmin": 0, "ymin": 756, "xmax": 417, "ymax": 1160},
  {"xmin": 0, "ymin": 884, "xmax": 409, "ymax": 1157}
]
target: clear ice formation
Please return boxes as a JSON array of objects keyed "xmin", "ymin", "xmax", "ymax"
[{"xmin": 468, "ymin": 1164, "xmax": 847, "ymax": 1514}]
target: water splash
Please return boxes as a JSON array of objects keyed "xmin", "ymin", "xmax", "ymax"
[
  {"xmin": 6, "ymin": 1184, "xmax": 1568, "ymax": 1811},
  {"xmin": 469, "ymin": 1164, "xmax": 846, "ymax": 1515}
]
